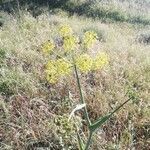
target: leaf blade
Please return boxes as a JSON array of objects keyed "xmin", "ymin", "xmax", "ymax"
[{"xmin": 90, "ymin": 98, "xmax": 131, "ymax": 132}]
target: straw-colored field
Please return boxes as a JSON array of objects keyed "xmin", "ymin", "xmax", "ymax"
[{"xmin": 0, "ymin": 0, "xmax": 150, "ymax": 149}]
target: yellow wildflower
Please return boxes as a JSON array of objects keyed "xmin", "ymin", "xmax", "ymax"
[
  {"xmin": 93, "ymin": 52, "xmax": 109, "ymax": 70},
  {"xmin": 83, "ymin": 31, "xmax": 98, "ymax": 49},
  {"xmin": 45, "ymin": 59, "xmax": 72, "ymax": 83},
  {"xmin": 63, "ymin": 35, "xmax": 78, "ymax": 52},
  {"xmin": 42, "ymin": 40, "xmax": 55, "ymax": 54},
  {"xmin": 76, "ymin": 54, "xmax": 93, "ymax": 72},
  {"xmin": 46, "ymin": 60, "xmax": 59, "ymax": 83},
  {"xmin": 56, "ymin": 59, "xmax": 72, "ymax": 75},
  {"xmin": 58, "ymin": 24, "xmax": 73, "ymax": 37},
  {"xmin": 46, "ymin": 70, "xmax": 59, "ymax": 84},
  {"xmin": 46, "ymin": 60, "xmax": 56, "ymax": 70}
]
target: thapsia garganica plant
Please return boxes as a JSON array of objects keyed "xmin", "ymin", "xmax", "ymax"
[{"xmin": 41, "ymin": 24, "xmax": 132, "ymax": 150}]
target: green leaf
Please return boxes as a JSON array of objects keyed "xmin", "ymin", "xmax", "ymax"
[
  {"xmin": 89, "ymin": 114, "xmax": 111, "ymax": 132},
  {"xmin": 89, "ymin": 98, "xmax": 131, "ymax": 132},
  {"xmin": 77, "ymin": 132, "xmax": 85, "ymax": 150}
]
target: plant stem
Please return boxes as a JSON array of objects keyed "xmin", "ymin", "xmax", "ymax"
[
  {"xmin": 85, "ymin": 131, "xmax": 93, "ymax": 150},
  {"xmin": 74, "ymin": 63, "xmax": 91, "ymax": 126}
]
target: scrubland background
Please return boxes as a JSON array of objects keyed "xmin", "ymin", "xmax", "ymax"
[{"xmin": 0, "ymin": 0, "xmax": 150, "ymax": 149}]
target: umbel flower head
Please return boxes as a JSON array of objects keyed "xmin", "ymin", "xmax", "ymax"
[
  {"xmin": 58, "ymin": 24, "xmax": 73, "ymax": 37},
  {"xmin": 42, "ymin": 24, "xmax": 109, "ymax": 84},
  {"xmin": 46, "ymin": 59, "xmax": 72, "ymax": 83},
  {"xmin": 83, "ymin": 31, "xmax": 98, "ymax": 49},
  {"xmin": 63, "ymin": 35, "xmax": 78, "ymax": 52},
  {"xmin": 41, "ymin": 40, "xmax": 55, "ymax": 54},
  {"xmin": 56, "ymin": 58, "xmax": 72, "ymax": 75},
  {"xmin": 76, "ymin": 54, "xmax": 93, "ymax": 72},
  {"xmin": 46, "ymin": 60, "xmax": 58, "ymax": 83},
  {"xmin": 93, "ymin": 52, "xmax": 109, "ymax": 70}
]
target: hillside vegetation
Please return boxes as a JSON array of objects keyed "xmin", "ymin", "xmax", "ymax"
[{"xmin": 0, "ymin": 0, "xmax": 150, "ymax": 149}]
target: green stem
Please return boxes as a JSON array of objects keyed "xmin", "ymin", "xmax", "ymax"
[
  {"xmin": 84, "ymin": 131, "xmax": 93, "ymax": 150},
  {"xmin": 74, "ymin": 63, "xmax": 91, "ymax": 126}
]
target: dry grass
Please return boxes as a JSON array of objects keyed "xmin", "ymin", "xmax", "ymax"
[{"xmin": 0, "ymin": 11, "xmax": 150, "ymax": 149}]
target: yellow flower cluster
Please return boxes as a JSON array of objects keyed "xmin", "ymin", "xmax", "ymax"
[
  {"xmin": 75, "ymin": 52, "xmax": 108, "ymax": 72},
  {"xmin": 76, "ymin": 54, "xmax": 93, "ymax": 72},
  {"xmin": 46, "ymin": 60, "xmax": 58, "ymax": 83},
  {"xmin": 63, "ymin": 35, "xmax": 78, "ymax": 52},
  {"xmin": 83, "ymin": 31, "xmax": 98, "ymax": 49},
  {"xmin": 56, "ymin": 59, "xmax": 72, "ymax": 75},
  {"xmin": 93, "ymin": 52, "xmax": 109, "ymax": 70},
  {"xmin": 41, "ymin": 24, "xmax": 109, "ymax": 84},
  {"xmin": 46, "ymin": 59, "xmax": 72, "ymax": 83},
  {"xmin": 58, "ymin": 24, "xmax": 73, "ymax": 37},
  {"xmin": 42, "ymin": 40, "xmax": 55, "ymax": 54}
]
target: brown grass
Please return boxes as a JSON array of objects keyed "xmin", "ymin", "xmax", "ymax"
[{"xmin": 0, "ymin": 11, "xmax": 150, "ymax": 149}]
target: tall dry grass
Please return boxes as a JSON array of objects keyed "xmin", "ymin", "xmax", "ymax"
[{"xmin": 0, "ymin": 11, "xmax": 150, "ymax": 149}]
